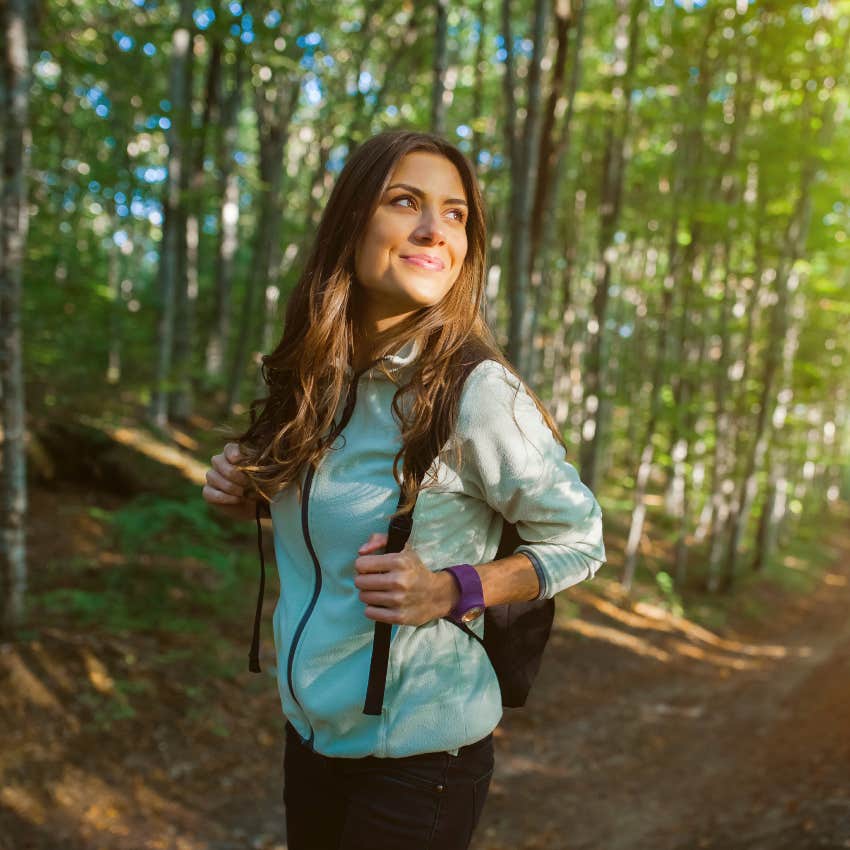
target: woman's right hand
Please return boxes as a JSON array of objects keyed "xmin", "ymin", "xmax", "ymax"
[{"xmin": 202, "ymin": 442, "xmax": 259, "ymax": 521}]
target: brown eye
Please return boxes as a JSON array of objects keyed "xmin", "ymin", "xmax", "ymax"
[{"xmin": 392, "ymin": 194, "xmax": 465, "ymax": 223}]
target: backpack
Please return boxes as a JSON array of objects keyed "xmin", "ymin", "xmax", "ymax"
[
  {"xmin": 361, "ymin": 484, "xmax": 555, "ymax": 715},
  {"xmin": 361, "ymin": 355, "xmax": 555, "ymax": 715}
]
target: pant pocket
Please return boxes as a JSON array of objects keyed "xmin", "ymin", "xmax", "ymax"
[
  {"xmin": 338, "ymin": 763, "xmax": 445, "ymax": 850},
  {"xmin": 430, "ymin": 756, "xmax": 495, "ymax": 850}
]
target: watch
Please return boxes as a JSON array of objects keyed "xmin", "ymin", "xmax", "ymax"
[{"xmin": 442, "ymin": 564, "xmax": 485, "ymax": 624}]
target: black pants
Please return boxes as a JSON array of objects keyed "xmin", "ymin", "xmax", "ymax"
[{"xmin": 282, "ymin": 721, "xmax": 494, "ymax": 850}]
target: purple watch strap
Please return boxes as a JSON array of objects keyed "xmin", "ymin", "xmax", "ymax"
[{"xmin": 443, "ymin": 563, "xmax": 485, "ymax": 623}]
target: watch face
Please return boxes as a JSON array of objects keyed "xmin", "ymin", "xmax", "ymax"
[{"xmin": 461, "ymin": 606, "xmax": 484, "ymax": 623}]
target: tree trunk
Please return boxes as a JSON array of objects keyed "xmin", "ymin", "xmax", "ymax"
[
  {"xmin": 578, "ymin": 0, "xmax": 641, "ymax": 491},
  {"xmin": 529, "ymin": 0, "xmax": 580, "ymax": 269},
  {"xmin": 528, "ymin": 0, "xmax": 586, "ymax": 383},
  {"xmin": 720, "ymin": 154, "xmax": 821, "ymax": 592},
  {"xmin": 151, "ymin": 0, "xmax": 194, "ymax": 427},
  {"xmin": 485, "ymin": 201, "xmax": 507, "ymax": 342},
  {"xmin": 498, "ymin": 0, "xmax": 518, "ymax": 345},
  {"xmin": 0, "ymin": 0, "xmax": 33, "ymax": 636},
  {"xmin": 621, "ymin": 90, "xmax": 690, "ymax": 591},
  {"xmin": 172, "ymin": 32, "xmax": 221, "ymax": 419},
  {"xmin": 751, "ymin": 456, "xmax": 782, "ymax": 574},
  {"xmin": 619, "ymin": 276, "xmax": 675, "ymax": 592},
  {"xmin": 205, "ymin": 42, "xmax": 245, "ymax": 383},
  {"xmin": 256, "ymin": 283, "xmax": 282, "ymax": 399},
  {"xmin": 672, "ymin": 311, "xmax": 708, "ymax": 590},
  {"xmin": 549, "ymin": 187, "xmax": 585, "ymax": 427},
  {"xmin": 698, "ymin": 43, "xmax": 753, "ymax": 585},
  {"xmin": 750, "ymin": 276, "xmax": 802, "ymax": 573},
  {"xmin": 226, "ymin": 78, "xmax": 299, "ymax": 411},
  {"xmin": 662, "ymin": 6, "xmax": 718, "ymax": 514},
  {"xmin": 504, "ymin": 0, "xmax": 547, "ymax": 377},
  {"xmin": 709, "ymin": 184, "xmax": 765, "ymax": 589},
  {"xmin": 471, "ymin": 0, "xmax": 488, "ymax": 174},
  {"xmin": 304, "ymin": 124, "xmax": 334, "ymax": 230},
  {"xmin": 106, "ymin": 223, "xmax": 122, "ymax": 384},
  {"xmin": 719, "ymin": 25, "xmax": 845, "ymax": 586},
  {"xmin": 430, "ymin": 0, "xmax": 449, "ymax": 135}
]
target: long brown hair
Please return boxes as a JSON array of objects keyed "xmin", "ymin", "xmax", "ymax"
[{"xmin": 234, "ymin": 129, "xmax": 565, "ymax": 517}]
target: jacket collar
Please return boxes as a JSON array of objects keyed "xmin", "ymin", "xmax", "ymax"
[{"xmin": 344, "ymin": 336, "xmax": 423, "ymax": 382}]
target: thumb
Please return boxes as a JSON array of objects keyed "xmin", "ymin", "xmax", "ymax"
[{"xmin": 358, "ymin": 532, "xmax": 389, "ymax": 554}]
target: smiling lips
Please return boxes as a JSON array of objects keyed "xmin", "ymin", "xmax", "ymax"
[{"xmin": 400, "ymin": 254, "xmax": 445, "ymax": 271}]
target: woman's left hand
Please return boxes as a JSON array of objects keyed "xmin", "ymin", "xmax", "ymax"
[{"xmin": 354, "ymin": 533, "xmax": 459, "ymax": 626}]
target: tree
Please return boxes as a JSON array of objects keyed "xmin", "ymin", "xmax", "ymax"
[{"xmin": 1, "ymin": 0, "xmax": 35, "ymax": 634}]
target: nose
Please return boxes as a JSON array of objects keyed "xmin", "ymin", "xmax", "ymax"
[{"xmin": 412, "ymin": 208, "xmax": 446, "ymax": 244}]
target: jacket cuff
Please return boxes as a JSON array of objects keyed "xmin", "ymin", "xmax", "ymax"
[
  {"xmin": 514, "ymin": 546, "xmax": 549, "ymax": 601},
  {"xmin": 514, "ymin": 542, "xmax": 606, "ymax": 600}
]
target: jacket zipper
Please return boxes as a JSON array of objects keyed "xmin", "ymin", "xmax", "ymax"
[{"xmin": 285, "ymin": 374, "xmax": 362, "ymax": 749}]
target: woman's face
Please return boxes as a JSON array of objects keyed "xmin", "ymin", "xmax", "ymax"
[{"xmin": 353, "ymin": 151, "xmax": 469, "ymax": 329}]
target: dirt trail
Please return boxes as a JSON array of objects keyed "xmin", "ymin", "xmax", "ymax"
[
  {"xmin": 2, "ymin": 494, "xmax": 849, "ymax": 850},
  {"xmin": 476, "ymin": 515, "xmax": 850, "ymax": 850}
]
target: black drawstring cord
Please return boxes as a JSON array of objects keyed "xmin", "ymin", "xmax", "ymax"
[{"xmin": 249, "ymin": 499, "xmax": 266, "ymax": 673}]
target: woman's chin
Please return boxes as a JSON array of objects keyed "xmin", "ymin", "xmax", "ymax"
[
  {"xmin": 383, "ymin": 291, "xmax": 439, "ymax": 314},
  {"xmin": 357, "ymin": 282, "xmax": 446, "ymax": 323}
]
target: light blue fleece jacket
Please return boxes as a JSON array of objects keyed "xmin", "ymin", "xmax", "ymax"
[{"xmin": 269, "ymin": 337, "xmax": 606, "ymax": 758}]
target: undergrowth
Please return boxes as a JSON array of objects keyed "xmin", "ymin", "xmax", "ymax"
[{"xmin": 28, "ymin": 489, "xmax": 261, "ymax": 655}]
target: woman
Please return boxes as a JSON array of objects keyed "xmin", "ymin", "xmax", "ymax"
[{"xmin": 202, "ymin": 129, "xmax": 606, "ymax": 850}]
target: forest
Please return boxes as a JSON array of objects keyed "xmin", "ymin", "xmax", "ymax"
[{"xmin": 1, "ymin": 0, "xmax": 849, "ymax": 848}]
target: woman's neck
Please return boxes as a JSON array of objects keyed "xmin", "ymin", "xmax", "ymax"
[{"xmin": 351, "ymin": 303, "xmax": 419, "ymax": 373}]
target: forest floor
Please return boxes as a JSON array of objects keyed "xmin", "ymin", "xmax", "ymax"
[{"xmin": 2, "ymin": 434, "xmax": 849, "ymax": 850}]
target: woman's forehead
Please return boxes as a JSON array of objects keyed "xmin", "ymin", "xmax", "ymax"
[{"xmin": 386, "ymin": 152, "xmax": 467, "ymax": 201}]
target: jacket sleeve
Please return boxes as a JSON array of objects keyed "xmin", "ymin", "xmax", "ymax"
[{"xmin": 454, "ymin": 360, "xmax": 606, "ymax": 600}]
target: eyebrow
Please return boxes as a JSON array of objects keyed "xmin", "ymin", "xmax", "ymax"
[{"xmin": 385, "ymin": 182, "xmax": 468, "ymax": 207}]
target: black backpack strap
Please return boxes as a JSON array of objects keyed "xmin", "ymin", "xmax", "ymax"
[
  {"xmin": 362, "ymin": 351, "xmax": 489, "ymax": 716},
  {"xmin": 362, "ymin": 623, "xmax": 393, "ymax": 715},
  {"xmin": 362, "ymin": 491, "xmax": 413, "ymax": 715},
  {"xmin": 249, "ymin": 499, "xmax": 266, "ymax": 673}
]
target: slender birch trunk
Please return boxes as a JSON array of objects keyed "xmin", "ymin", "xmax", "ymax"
[
  {"xmin": 0, "ymin": 0, "xmax": 33, "ymax": 635},
  {"xmin": 578, "ymin": 0, "xmax": 641, "ymax": 490}
]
